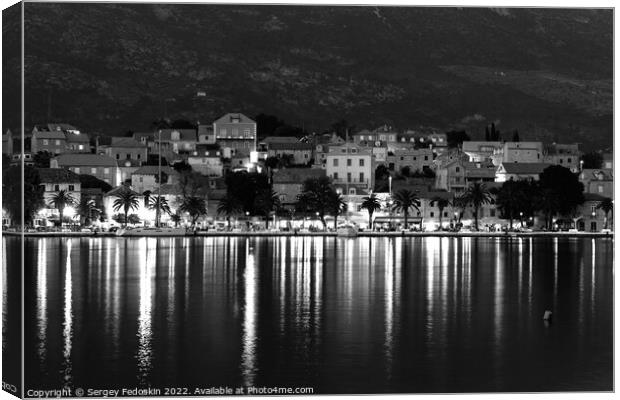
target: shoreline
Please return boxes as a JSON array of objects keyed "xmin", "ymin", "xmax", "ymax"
[{"xmin": 2, "ymin": 231, "xmax": 614, "ymax": 238}]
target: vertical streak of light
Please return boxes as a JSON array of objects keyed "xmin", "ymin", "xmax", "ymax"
[
  {"xmin": 313, "ymin": 237, "xmax": 323, "ymax": 341},
  {"xmin": 280, "ymin": 236, "xmax": 287, "ymax": 334},
  {"xmin": 241, "ymin": 239, "xmax": 257, "ymax": 387},
  {"xmin": 426, "ymin": 237, "xmax": 436, "ymax": 342},
  {"xmin": 2, "ymin": 238, "xmax": 7, "ymax": 353},
  {"xmin": 518, "ymin": 238, "xmax": 523, "ymax": 305},
  {"xmin": 528, "ymin": 238, "xmax": 533, "ymax": 313},
  {"xmin": 494, "ymin": 239, "xmax": 504, "ymax": 365},
  {"xmin": 136, "ymin": 238, "xmax": 156, "ymax": 385},
  {"xmin": 62, "ymin": 239, "xmax": 73, "ymax": 388},
  {"xmin": 112, "ymin": 241, "xmax": 121, "ymax": 352},
  {"xmin": 553, "ymin": 238, "xmax": 558, "ymax": 311},
  {"xmin": 168, "ymin": 238, "xmax": 176, "ymax": 324},
  {"xmin": 384, "ymin": 237, "xmax": 394, "ymax": 379},
  {"xmin": 591, "ymin": 239, "xmax": 596, "ymax": 315},
  {"xmin": 36, "ymin": 239, "xmax": 48, "ymax": 364},
  {"xmin": 184, "ymin": 238, "xmax": 190, "ymax": 318}
]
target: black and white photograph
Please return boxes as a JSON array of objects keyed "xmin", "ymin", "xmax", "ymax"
[{"xmin": 0, "ymin": 1, "xmax": 615, "ymax": 398}]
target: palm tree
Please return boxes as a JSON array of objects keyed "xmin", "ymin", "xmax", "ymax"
[
  {"xmin": 432, "ymin": 196, "xmax": 450, "ymax": 230},
  {"xmin": 179, "ymin": 196, "xmax": 207, "ymax": 227},
  {"xmin": 391, "ymin": 189, "xmax": 420, "ymax": 230},
  {"xmin": 170, "ymin": 213, "xmax": 181, "ymax": 227},
  {"xmin": 254, "ymin": 189, "xmax": 281, "ymax": 229},
  {"xmin": 48, "ymin": 190, "xmax": 75, "ymax": 227},
  {"xmin": 112, "ymin": 187, "xmax": 140, "ymax": 227},
  {"xmin": 360, "ymin": 194, "xmax": 381, "ymax": 230},
  {"xmin": 328, "ymin": 191, "xmax": 347, "ymax": 230},
  {"xmin": 217, "ymin": 195, "xmax": 241, "ymax": 228},
  {"xmin": 461, "ymin": 182, "xmax": 493, "ymax": 231},
  {"xmin": 147, "ymin": 195, "xmax": 171, "ymax": 226},
  {"xmin": 597, "ymin": 197, "xmax": 613, "ymax": 229},
  {"xmin": 77, "ymin": 197, "xmax": 99, "ymax": 226}
]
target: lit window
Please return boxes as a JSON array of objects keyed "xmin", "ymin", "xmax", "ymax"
[
  {"xmin": 104, "ymin": 168, "xmax": 109, "ymax": 174},
  {"xmin": 598, "ymin": 185, "xmax": 604, "ymax": 193},
  {"xmin": 91, "ymin": 168, "xmax": 96, "ymax": 174},
  {"xmin": 74, "ymin": 167, "xmax": 80, "ymax": 174},
  {"xmin": 55, "ymin": 140, "xmax": 61, "ymax": 145},
  {"xmin": 42, "ymin": 139, "xmax": 49, "ymax": 145}
]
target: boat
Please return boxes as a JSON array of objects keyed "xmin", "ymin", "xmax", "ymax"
[
  {"xmin": 337, "ymin": 224, "xmax": 358, "ymax": 237},
  {"xmin": 116, "ymin": 227, "xmax": 187, "ymax": 237}
]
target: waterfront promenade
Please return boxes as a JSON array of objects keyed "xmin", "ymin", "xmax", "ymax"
[{"xmin": 3, "ymin": 230, "xmax": 613, "ymax": 238}]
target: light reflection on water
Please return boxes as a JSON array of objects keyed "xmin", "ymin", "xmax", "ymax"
[
  {"xmin": 20, "ymin": 236, "xmax": 613, "ymax": 393},
  {"xmin": 62, "ymin": 239, "xmax": 73, "ymax": 388},
  {"xmin": 136, "ymin": 238, "xmax": 156, "ymax": 385}
]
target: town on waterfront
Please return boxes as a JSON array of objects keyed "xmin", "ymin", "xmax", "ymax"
[
  {"xmin": 1, "ymin": 3, "xmax": 614, "ymax": 398},
  {"xmin": 1, "ymin": 114, "xmax": 614, "ymax": 236}
]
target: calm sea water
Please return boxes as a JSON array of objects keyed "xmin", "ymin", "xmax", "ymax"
[{"xmin": 9, "ymin": 236, "xmax": 613, "ymax": 393}]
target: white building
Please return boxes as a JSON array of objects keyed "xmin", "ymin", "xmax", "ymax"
[{"xmin": 325, "ymin": 143, "xmax": 374, "ymax": 196}]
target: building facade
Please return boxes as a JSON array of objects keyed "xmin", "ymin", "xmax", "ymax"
[
  {"xmin": 325, "ymin": 143, "xmax": 374, "ymax": 195},
  {"xmin": 51, "ymin": 154, "xmax": 121, "ymax": 187},
  {"xmin": 213, "ymin": 113, "xmax": 257, "ymax": 157}
]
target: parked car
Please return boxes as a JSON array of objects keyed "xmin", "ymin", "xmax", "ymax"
[{"xmin": 108, "ymin": 227, "xmax": 119, "ymax": 233}]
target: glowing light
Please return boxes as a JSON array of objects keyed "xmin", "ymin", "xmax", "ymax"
[
  {"xmin": 136, "ymin": 238, "xmax": 156, "ymax": 385},
  {"xmin": 241, "ymin": 239, "xmax": 257, "ymax": 386},
  {"xmin": 37, "ymin": 239, "xmax": 48, "ymax": 364},
  {"xmin": 62, "ymin": 239, "xmax": 73, "ymax": 387},
  {"xmin": 64, "ymin": 206, "xmax": 76, "ymax": 218}
]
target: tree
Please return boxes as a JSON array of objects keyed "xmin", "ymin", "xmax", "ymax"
[
  {"xmin": 77, "ymin": 197, "xmax": 99, "ymax": 226},
  {"xmin": 172, "ymin": 161, "xmax": 192, "ymax": 173},
  {"xmin": 581, "ymin": 152, "xmax": 603, "ymax": 169},
  {"xmin": 2, "ymin": 166, "xmax": 45, "ymax": 226},
  {"xmin": 170, "ymin": 213, "xmax": 181, "ymax": 227},
  {"xmin": 597, "ymin": 197, "xmax": 613, "ymax": 229},
  {"xmin": 296, "ymin": 176, "xmax": 338, "ymax": 229},
  {"xmin": 495, "ymin": 180, "xmax": 521, "ymax": 229},
  {"xmin": 180, "ymin": 196, "xmax": 207, "ymax": 227},
  {"xmin": 112, "ymin": 187, "xmax": 140, "ymax": 227},
  {"xmin": 461, "ymin": 182, "xmax": 492, "ymax": 231},
  {"xmin": 360, "ymin": 194, "xmax": 382, "ymax": 230},
  {"xmin": 33, "ymin": 151, "xmax": 52, "ymax": 168},
  {"xmin": 217, "ymin": 195, "xmax": 241, "ymax": 228},
  {"xmin": 446, "ymin": 130, "xmax": 470, "ymax": 148},
  {"xmin": 48, "ymin": 190, "xmax": 75, "ymax": 227},
  {"xmin": 391, "ymin": 189, "xmax": 420, "ymax": 229},
  {"xmin": 225, "ymin": 171, "xmax": 270, "ymax": 214},
  {"xmin": 432, "ymin": 196, "xmax": 450, "ymax": 230},
  {"xmin": 146, "ymin": 195, "xmax": 171, "ymax": 227},
  {"xmin": 538, "ymin": 165, "xmax": 585, "ymax": 229},
  {"xmin": 253, "ymin": 189, "xmax": 281, "ymax": 229},
  {"xmin": 328, "ymin": 191, "xmax": 347, "ymax": 230}
]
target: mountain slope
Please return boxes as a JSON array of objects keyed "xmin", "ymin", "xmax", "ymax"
[{"xmin": 8, "ymin": 4, "xmax": 613, "ymax": 149}]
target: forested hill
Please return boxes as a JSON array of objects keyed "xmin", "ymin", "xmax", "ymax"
[{"xmin": 4, "ymin": 4, "xmax": 613, "ymax": 150}]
